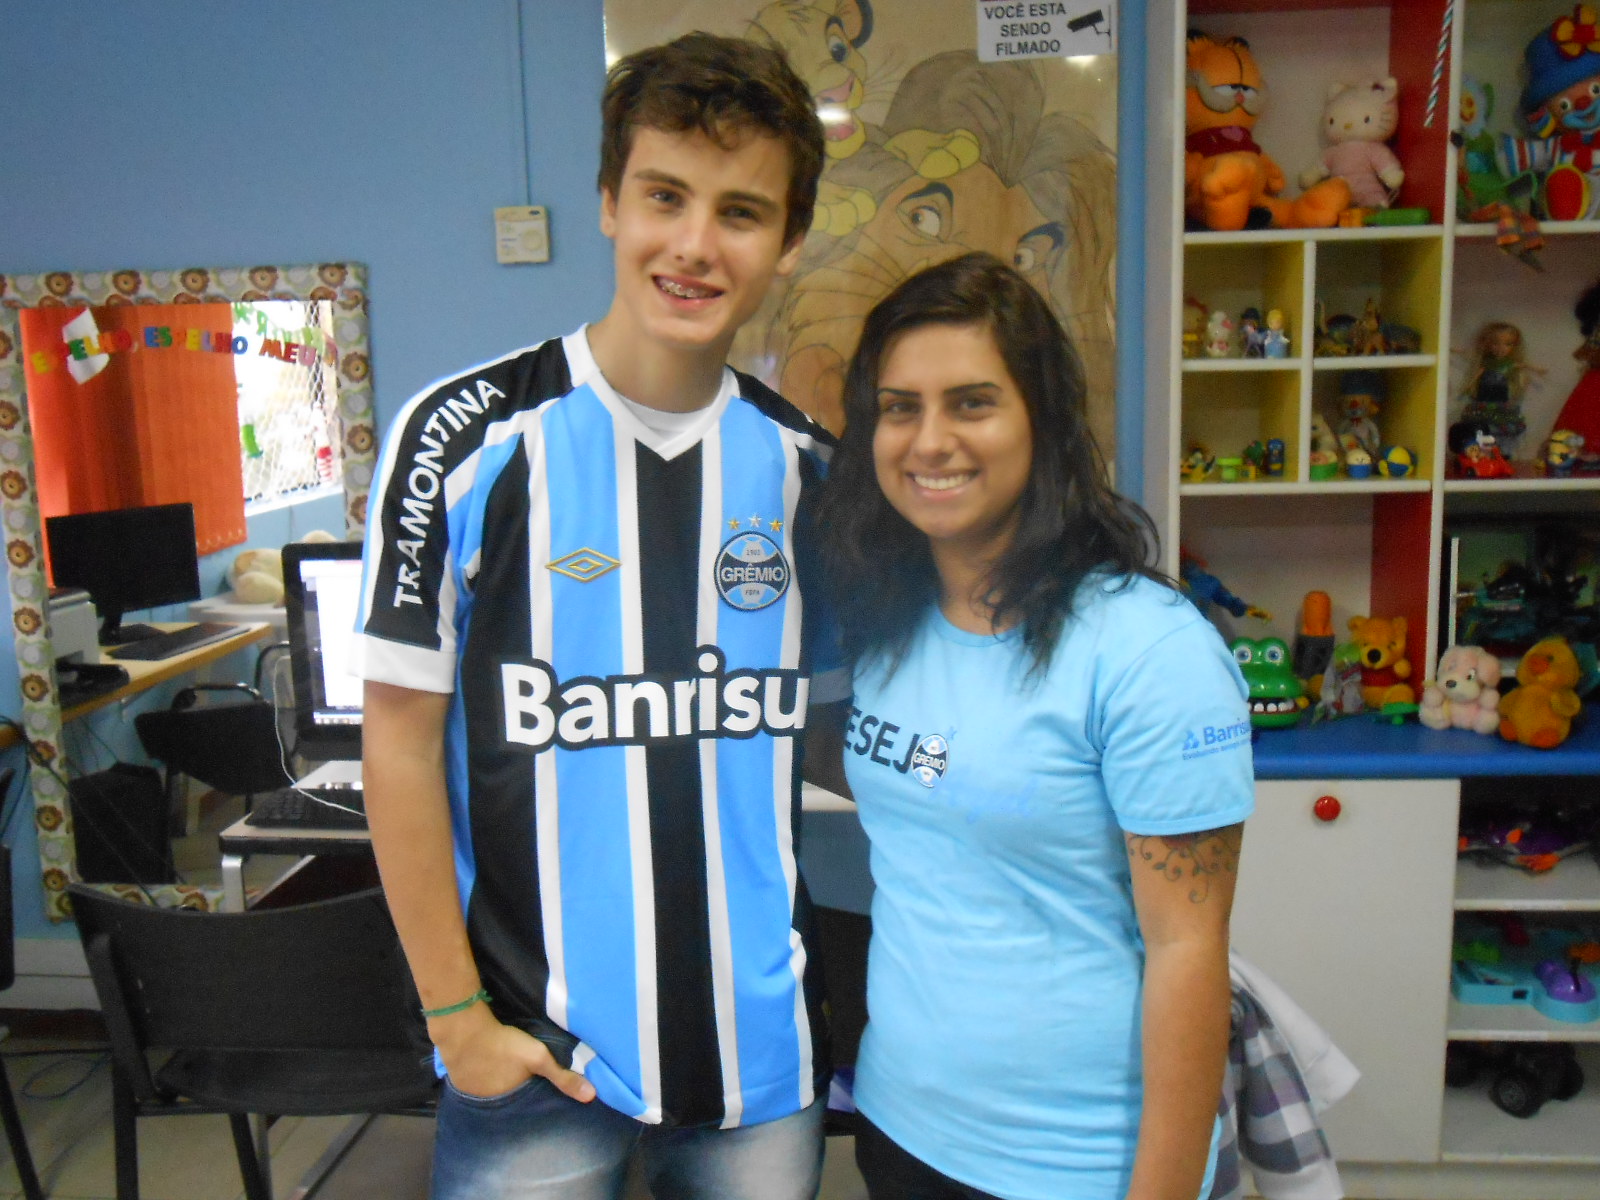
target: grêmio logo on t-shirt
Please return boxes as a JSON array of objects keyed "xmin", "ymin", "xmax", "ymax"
[{"xmin": 845, "ymin": 707, "xmax": 949, "ymax": 787}]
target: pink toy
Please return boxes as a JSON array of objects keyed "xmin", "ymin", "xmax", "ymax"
[
  {"xmin": 1420, "ymin": 645, "xmax": 1503, "ymax": 734},
  {"xmin": 1301, "ymin": 78, "xmax": 1405, "ymax": 209}
]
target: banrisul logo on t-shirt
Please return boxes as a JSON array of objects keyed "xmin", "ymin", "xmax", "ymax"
[
  {"xmin": 715, "ymin": 522, "xmax": 790, "ymax": 611},
  {"xmin": 909, "ymin": 733, "xmax": 948, "ymax": 788}
]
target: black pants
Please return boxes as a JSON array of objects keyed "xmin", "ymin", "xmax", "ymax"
[{"xmin": 854, "ymin": 1117, "xmax": 1005, "ymax": 1200}]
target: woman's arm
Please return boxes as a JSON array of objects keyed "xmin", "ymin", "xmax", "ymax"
[
  {"xmin": 363, "ymin": 680, "xmax": 594, "ymax": 1101},
  {"xmin": 1123, "ymin": 823, "xmax": 1243, "ymax": 1200}
]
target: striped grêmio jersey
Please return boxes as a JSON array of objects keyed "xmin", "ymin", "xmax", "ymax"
[{"xmin": 354, "ymin": 330, "xmax": 841, "ymax": 1129}]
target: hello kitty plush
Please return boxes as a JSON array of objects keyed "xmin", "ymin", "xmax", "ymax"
[{"xmin": 1301, "ymin": 78, "xmax": 1405, "ymax": 209}]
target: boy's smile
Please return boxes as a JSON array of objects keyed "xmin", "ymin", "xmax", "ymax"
[{"xmin": 590, "ymin": 125, "xmax": 803, "ymax": 407}]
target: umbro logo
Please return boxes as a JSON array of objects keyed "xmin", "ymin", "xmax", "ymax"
[{"xmin": 547, "ymin": 548, "xmax": 620, "ymax": 583}]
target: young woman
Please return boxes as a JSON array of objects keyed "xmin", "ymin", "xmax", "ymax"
[{"xmin": 818, "ymin": 253, "xmax": 1254, "ymax": 1200}]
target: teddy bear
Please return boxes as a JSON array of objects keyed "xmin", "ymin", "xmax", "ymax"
[
  {"xmin": 1184, "ymin": 31, "xmax": 1352, "ymax": 230},
  {"xmin": 1419, "ymin": 645, "xmax": 1503, "ymax": 734},
  {"xmin": 1498, "ymin": 636, "xmax": 1584, "ymax": 748},
  {"xmin": 1300, "ymin": 78, "xmax": 1405, "ymax": 210},
  {"xmin": 1347, "ymin": 614, "xmax": 1415, "ymax": 709}
]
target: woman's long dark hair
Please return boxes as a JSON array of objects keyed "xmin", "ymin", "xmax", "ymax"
[{"xmin": 816, "ymin": 252, "xmax": 1165, "ymax": 677}]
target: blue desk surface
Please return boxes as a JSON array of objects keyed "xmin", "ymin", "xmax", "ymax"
[{"xmin": 1251, "ymin": 711, "xmax": 1600, "ymax": 779}]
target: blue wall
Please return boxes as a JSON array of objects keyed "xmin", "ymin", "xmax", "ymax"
[{"xmin": 0, "ymin": 0, "xmax": 612, "ymax": 936}]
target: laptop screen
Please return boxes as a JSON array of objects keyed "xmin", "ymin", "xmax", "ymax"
[{"xmin": 283, "ymin": 540, "xmax": 365, "ymax": 761}]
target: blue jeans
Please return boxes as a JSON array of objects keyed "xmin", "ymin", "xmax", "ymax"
[{"xmin": 432, "ymin": 1075, "xmax": 825, "ymax": 1200}]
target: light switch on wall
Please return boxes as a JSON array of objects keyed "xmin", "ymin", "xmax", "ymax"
[{"xmin": 495, "ymin": 205, "xmax": 550, "ymax": 264}]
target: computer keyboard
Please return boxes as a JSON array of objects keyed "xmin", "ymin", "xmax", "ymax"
[
  {"xmin": 106, "ymin": 621, "xmax": 244, "ymax": 661},
  {"xmin": 245, "ymin": 785, "xmax": 367, "ymax": 830}
]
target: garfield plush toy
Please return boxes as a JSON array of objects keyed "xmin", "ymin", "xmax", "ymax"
[{"xmin": 1185, "ymin": 32, "xmax": 1353, "ymax": 230}]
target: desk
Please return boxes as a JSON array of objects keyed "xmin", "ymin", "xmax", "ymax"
[
  {"xmin": 218, "ymin": 776, "xmax": 857, "ymax": 913},
  {"xmin": 0, "ymin": 622, "xmax": 274, "ymax": 751}
]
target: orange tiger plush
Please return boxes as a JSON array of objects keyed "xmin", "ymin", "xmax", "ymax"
[{"xmin": 1185, "ymin": 32, "xmax": 1351, "ymax": 230}]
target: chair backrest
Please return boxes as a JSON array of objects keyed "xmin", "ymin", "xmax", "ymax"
[
  {"xmin": 67, "ymin": 884, "xmax": 427, "ymax": 1057},
  {"xmin": 133, "ymin": 684, "xmax": 294, "ymax": 796}
]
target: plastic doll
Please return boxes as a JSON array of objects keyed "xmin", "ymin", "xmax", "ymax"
[
  {"xmin": 1179, "ymin": 550, "xmax": 1271, "ymax": 622},
  {"xmin": 1461, "ymin": 322, "xmax": 1540, "ymax": 456},
  {"xmin": 1240, "ymin": 307, "xmax": 1267, "ymax": 358},
  {"xmin": 1551, "ymin": 279, "xmax": 1600, "ymax": 454},
  {"xmin": 1206, "ymin": 310, "xmax": 1236, "ymax": 357},
  {"xmin": 1337, "ymin": 370, "xmax": 1383, "ymax": 458},
  {"xmin": 1263, "ymin": 309, "xmax": 1290, "ymax": 358}
]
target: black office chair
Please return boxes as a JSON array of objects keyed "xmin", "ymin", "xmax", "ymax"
[
  {"xmin": 67, "ymin": 883, "xmax": 438, "ymax": 1200},
  {"xmin": 133, "ymin": 682, "xmax": 294, "ymax": 831},
  {"xmin": 0, "ymin": 800, "xmax": 46, "ymax": 1200}
]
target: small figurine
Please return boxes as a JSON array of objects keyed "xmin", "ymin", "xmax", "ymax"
[
  {"xmin": 1461, "ymin": 322, "xmax": 1540, "ymax": 457},
  {"xmin": 1498, "ymin": 636, "xmax": 1584, "ymax": 749},
  {"xmin": 1344, "ymin": 446, "xmax": 1374, "ymax": 478},
  {"xmin": 1301, "ymin": 77, "xmax": 1405, "ymax": 210},
  {"xmin": 1241, "ymin": 439, "xmax": 1267, "ymax": 479},
  {"xmin": 1314, "ymin": 302, "xmax": 1355, "ymax": 357},
  {"xmin": 1263, "ymin": 308, "xmax": 1290, "ymax": 357},
  {"xmin": 1450, "ymin": 422, "xmax": 1517, "ymax": 478},
  {"xmin": 1240, "ymin": 307, "xmax": 1266, "ymax": 358},
  {"xmin": 1309, "ymin": 412, "xmax": 1341, "ymax": 479},
  {"xmin": 1180, "ymin": 550, "xmax": 1271, "ymax": 622},
  {"xmin": 1348, "ymin": 613, "xmax": 1415, "ymax": 708},
  {"xmin": 1419, "ymin": 644, "xmax": 1503, "ymax": 734},
  {"xmin": 1337, "ymin": 370, "xmax": 1384, "ymax": 458},
  {"xmin": 1206, "ymin": 309, "xmax": 1237, "ymax": 357},
  {"xmin": 1352, "ymin": 299, "xmax": 1389, "ymax": 355},
  {"xmin": 1551, "ymin": 279, "xmax": 1600, "ymax": 454},
  {"xmin": 1181, "ymin": 295, "xmax": 1210, "ymax": 358},
  {"xmin": 1181, "ymin": 445, "xmax": 1216, "ymax": 483},
  {"xmin": 1544, "ymin": 429, "xmax": 1585, "ymax": 476},
  {"xmin": 1382, "ymin": 321, "xmax": 1423, "ymax": 354},
  {"xmin": 1264, "ymin": 437, "xmax": 1286, "ymax": 477}
]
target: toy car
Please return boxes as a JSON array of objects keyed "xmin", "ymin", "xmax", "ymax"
[{"xmin": 1444, "ymin": 1042, "xmax": 1584, "ymax": 1119}]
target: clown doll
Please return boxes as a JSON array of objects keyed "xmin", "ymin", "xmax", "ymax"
[{"xmin": 1521, "ymin": 5, "xmax": 1600, "ymax": 220}]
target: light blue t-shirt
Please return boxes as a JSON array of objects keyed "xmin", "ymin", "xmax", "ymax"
[{"xmin": 844, "ymin": 574, "xmax": 1254, "ymax": 1200}]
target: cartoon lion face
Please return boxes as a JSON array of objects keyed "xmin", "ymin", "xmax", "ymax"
[
  {"xmin": 249, "ymin": 266, "xmax": 279, "ymax": 291},
  {"xmin": 0, "ymin": 402, "xmax": 22, "ymax": 431},
  {"xmin": 342, "ymin": 352, "xmax": 370, "ymax": 383},
  {"xmin": 20, "ymin": 673, "xmax": 49, "ymax": 702},
  {"xmin": 317, "ymin": 263, "xmax": 348, "ymax": 287},
  {"xmin": 7, "ymin": 538, "xmax": 34, "ymax": 567},
  {"xmin": 749, "ymin": 0, "xmax": 874, "ymax": 160},
  {"xmin": 112, "ymin": 269, "xmax": 142, "ymax": 296},
  {"xmin": 179, "ymin": 268, "xmax": 210, "ymax": 295},
  {"xmin": 0, "ymin": 331, "xmax": 11, "ymax": 361},
  {"xmin": 13, "ymin": 607, "xmax": 41, "ymax": 635},
  {"xmin": 345, "ymin": 424, "xmax": 374, "ymax": 454},
  {"xmin": 44, "ymin": 272, "xmax": 74, "ymax": 297}
]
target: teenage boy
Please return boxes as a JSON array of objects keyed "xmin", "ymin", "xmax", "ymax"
[{"xmin": 353, "ymin": 31, "xmax": 840, "ymax": 1200}]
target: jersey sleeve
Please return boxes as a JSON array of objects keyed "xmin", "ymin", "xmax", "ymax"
[
  {"xmin": 1097, "ymin": 605, "xmax": 1255, "ymax": 835},
  {"xmin": 351, "ymin": 387, "xmax": 471, "ymax": 695}
]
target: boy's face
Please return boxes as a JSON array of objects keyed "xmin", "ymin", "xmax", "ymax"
[{"xmin": 600, "ymin": 125, "xmax": 803, "ymax": 359}]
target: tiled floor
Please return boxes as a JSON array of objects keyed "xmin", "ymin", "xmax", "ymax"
[{"xmin": 0, "ymin": 1044, "xmax": 870, "ymax": 1199}]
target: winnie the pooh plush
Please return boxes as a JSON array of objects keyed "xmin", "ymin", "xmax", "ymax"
[
  {"xmin": 1347, "ymin": 614, "xmax": 1415, "ymax": 708},
  {"xmin": 1300, "ymin": 78, "xmax": 1405, "ymax": 210},
  {"xmin": 1499, "ymin": 636, "xmax": 1584, "ymax": 749},
  {"xmin": 1419, "ymin": 645, "xmax": 1502, "ymax": 734},
  {"xmin": 1185, "ymin": 31, "xmax": 1352, "ymax": 230}
]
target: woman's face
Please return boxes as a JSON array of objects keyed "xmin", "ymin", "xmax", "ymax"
[{"xmin": 871, "ymin": 322, "xmax": 1033, "ymax": 563}]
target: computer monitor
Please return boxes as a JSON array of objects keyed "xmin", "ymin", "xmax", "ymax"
[
  {"xmin": 283, "ymin": 540, "xmax": 365, "ymax": 762},
  {"xmin": 45, "ymin": 503, "xmax": 201, "ymax": 643}
]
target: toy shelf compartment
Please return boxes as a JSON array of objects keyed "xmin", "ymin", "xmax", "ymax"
[
  {"xmin": 1456, "ymin": 854, "xmax": 1600, "ymax": 913},
  {"xmin": 1180, "ymin": 370, "xmax": 1302, "ymax": 481},
  {"xmin": 1183, "ymin": 0, "xmax": 1451, "ymax": 223},
  {"xmin": 1448, "ymin": 233, "xmax": 1600, "ymax": 479},
  {"xmin": 1183, "ymin": 240, "xmax": 1306, "ymax": 362},
  {"xmin": 1440, "ymin": 1043, "xmax": 1600, "ymax": 1164},
  {"xmin": 1456, "ymin": 0, "xmax": 1600, "ymax": 224},
  {"xmin": 1312, "ymin": 361, "xmax": 1439, "ymax": 480},
  {"xmin": 1312, "ymin": 235, "xmax": 1443, "ymax": 357}
]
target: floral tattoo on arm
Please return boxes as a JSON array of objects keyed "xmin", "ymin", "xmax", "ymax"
[{"xmin": 1125, "ymin": 825, "xmax": 1243, "ymax": 903}]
